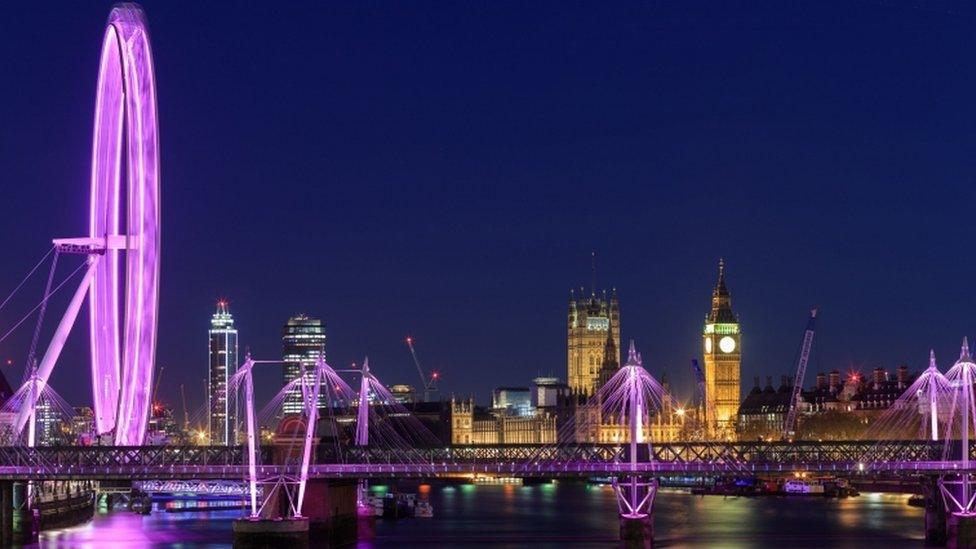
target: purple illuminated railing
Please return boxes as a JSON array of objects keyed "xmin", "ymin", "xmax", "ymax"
[{"xmin": 0, "ymin": 441, "xmax": 968, "ymax": 480}]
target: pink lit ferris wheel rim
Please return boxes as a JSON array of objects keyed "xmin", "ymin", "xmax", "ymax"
[{"xmin": 88, "ymin": 3, "xmax": 160, "ymax": 445}]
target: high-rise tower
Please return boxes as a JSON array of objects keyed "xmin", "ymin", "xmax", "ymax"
[
  {"xmin": 702, "ymin": 259, "xmax": 741, "ymax": 437},
  {"xmin": 567, "ymin": 287, "xmax": 620, "ymax": 396},
  {"xmin": 208, "ymin": 300, "xmax": 238, "ymax": 445},
  {"xmin": 282, "ymin": 315, "xmax": 327, "ymax": 415}
]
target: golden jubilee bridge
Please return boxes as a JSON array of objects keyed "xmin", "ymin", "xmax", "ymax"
[{"xmin": 0, "ymin": 439, "xmax": 968, "ymax": 481}]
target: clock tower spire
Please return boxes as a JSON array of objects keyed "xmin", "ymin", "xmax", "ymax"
[{"xmin": 702, "ymin": 259, "xmax": 741, "ymax": 439}]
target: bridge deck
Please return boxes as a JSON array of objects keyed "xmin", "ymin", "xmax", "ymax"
[
  {"xmin": 0, "ymin": 460, "xmax": 970, "ymax": 481},
  {"xmin": 0, "ymin": 441, "xmax": 967, "ymax": 480}
]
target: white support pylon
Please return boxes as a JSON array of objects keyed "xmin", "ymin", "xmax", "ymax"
[
  {"xmin": 355, "ymin": 358, "xmax": 371, "ymax": 508},
  {"xmin": 611, "ymin": 342, "xmax": 656, "ymax": 520},
  {"xmin": 939, "ymin": 338, "xmax": 976, "ymax": 515},
  {"xmin": 241, "ymin": 357, "xmax": 258, "ymax": 517},
  {"xmin": 295, "ymin": 355, "xmax": 324, "ymax": 517}
]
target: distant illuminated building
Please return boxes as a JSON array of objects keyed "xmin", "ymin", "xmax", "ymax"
[
  {"xmin": 69, "ymin": 407, "xmax": 95, "ymax": 443},
  {"xmin": 208, "ymin": 301, "xmax": 238, "ymax": 445},
  {"xmin": 389, "ymin": 384, "xmax": 416, "ymax": 404},
  {"xmin": 35, "ymin": 394, "xmax": 61, "ymax": 446},
  {"xmin": 492, "ymin": 387, "xmax": 532, "ymax": 417},
  {"xmin": 451, "ymin": 398, "xmax": 556, "ymax": 445},
  {"xmin": 532, "ymin": 377, "xmax": 569, "ymax": 408},
  {"xmin": 148, "ymin": 403, "xmax": 180, "ymax": 445},
  {"xmin": 567, "ymin": 285, "xmax": 619, "ymax": 396},
  {"xmin": 0, "ymin": 368, "xmax": 15, "ymax": 444},
  {"xmin": 737, "ymin": 376, "xmax": 793, "ymax": 440},
  {"xmin": 282, "ymin": 315, "xmax": 327, "ymax": 415}
]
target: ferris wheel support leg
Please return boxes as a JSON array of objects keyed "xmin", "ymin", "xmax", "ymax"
[{"xmin": 14, "ymin": 257, "xmax": 100, "ymax": 437}]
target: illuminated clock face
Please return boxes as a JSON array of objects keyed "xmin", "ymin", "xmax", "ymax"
[
  {"xmin": 719, "ymin": 336, "xmax": 736, "ymax": 353},
  {"xmin": 704, "ymin": 337, "xmax": 713, "ymax": 353}
]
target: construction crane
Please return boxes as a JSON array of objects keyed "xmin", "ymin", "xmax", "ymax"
[
  {"xmin": 151, "ymin": 365, "xmax": 164, "ymax": 410},
  {"xmin": 691, "ymin": 359, "xmax": 717, "ymax": 439},
  {"xmin": 405, "ymin": 336, "xmax": 439, "ymax": 402},
  {"xmin": 180, "ymin": 384, "xmax": 189, "ymax": 433},
  {"xmin": 783, "ymin": 308, "xmax": 818, "ymax": 440}
]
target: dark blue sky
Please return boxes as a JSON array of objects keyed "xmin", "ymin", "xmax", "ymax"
[{"xmin": 0, "ymin": 1, "xmax": 974, "ymax": 414}]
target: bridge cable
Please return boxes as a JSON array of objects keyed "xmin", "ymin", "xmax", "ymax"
[
  {"xmin": 23, "ymin": 250, "xmax": 60, "ymax": 384},
  {"xmin": 0, "ymin": 246, "xmax": 55, "ymax": 315},
  {"xmin": 0, "ymin": 259, "xmax": 88, "ymax": 348}
]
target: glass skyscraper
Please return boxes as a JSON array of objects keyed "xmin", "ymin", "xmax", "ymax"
[
  {"xmin": 282, "ymin": 314, "xmax": 327, "ymax": 415},
  {"xmin": 208, "ymin": 301, "xmax": 238, "ymax": 445}
]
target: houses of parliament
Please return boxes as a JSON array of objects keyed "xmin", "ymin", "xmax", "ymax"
[
  {"xmin": 451, "ymin": 260, "xmax": 742, "ymax": 445},
  {"xmin": 566, "ymin": 260, "xmax": 741, "ymax": 440}
]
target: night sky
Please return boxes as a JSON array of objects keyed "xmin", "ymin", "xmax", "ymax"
[{"xmin": 0, "ymin": 1, "xmax": 974, "ymax": 415}]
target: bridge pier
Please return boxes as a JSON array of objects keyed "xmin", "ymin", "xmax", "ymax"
[
  {"xmin": 302, "ymin": 479, "xmax": 360, "ymax": 544},
  {"xmin": 0, "ymin": 480, "xmax": 11, "ymax": 546},
  {"xmin": 948, "ymin": 513, "xmax": 976, "ymax": 549},
  {"xmin": 924, "ymin": 476, "xmax": 948, "ymax": 546},
  {"xmin": 233, "ymin": 516, "xmax": 309, "ymax": 547},
  {"xmin": 616, "ymin": 477, "xmax": 657, "ymax": 549},
  {"xmin": 233, "ymin": 479, "xmax": 309, "ymax": 546},
  {"xmin": 233, "ymin": 479, "xmax": 359, "ymax": 547},
  {"xmin": 620, "ymin": 514, "xmax": 653, "ymax": 548},
  {"xmin": 12, "ymin": 481, "xmax": 36, "ymax": 544}
]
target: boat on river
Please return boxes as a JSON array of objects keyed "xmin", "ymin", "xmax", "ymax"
[{"xmin": 784, "ymin": 479, "xmax": 825, "ymax": 495}]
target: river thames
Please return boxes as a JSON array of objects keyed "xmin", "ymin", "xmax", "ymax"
[{"xmin": 28, "ymin": 482, "xmax": 923, "ymax": 548}]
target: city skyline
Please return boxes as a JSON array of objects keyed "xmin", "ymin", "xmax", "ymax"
[
  {"xmin": 0, "ymin": 2, "xmax": 974, "ymax": 415},
  {"xmin": 0, "ymin": 3, "xmax": 974, "ymax": 546}
]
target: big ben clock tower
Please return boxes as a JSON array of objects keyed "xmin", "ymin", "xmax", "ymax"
[{"xmin": 702, "ymin": 259, "xmax": 740, "ymax": 439}]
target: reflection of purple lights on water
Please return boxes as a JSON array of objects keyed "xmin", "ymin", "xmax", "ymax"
[{"xmin": 41, "ymin": 507, "xmax": 239, "ymax": 546}]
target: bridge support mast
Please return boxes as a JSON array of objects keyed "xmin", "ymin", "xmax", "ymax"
[
  {"xmin": 295, "ymin": 356, "xmax": 324, "ymax": 517},
  {"xmin": 612, "ymin": 344, "xmax": 656, "ymax": 548},
  {"xmin": 939, "ymin": 339, "xmax": 976, "ymax": 548},
  {"xmin": 355, "ymin": 359, "xmax": 371, "ymax": 512}
]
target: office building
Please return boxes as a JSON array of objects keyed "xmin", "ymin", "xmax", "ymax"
[
  {"xmin": 282, "ymin": 314, "xmax": 327, "ymax": 414},
  {"xmin": 208, "ymin": 300, "xmax": 238, "ymax": 445}
]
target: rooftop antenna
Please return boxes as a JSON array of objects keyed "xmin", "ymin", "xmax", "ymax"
[{"xmin": 591, "ymin": 251, "xmax": 596, "ymax": 295}]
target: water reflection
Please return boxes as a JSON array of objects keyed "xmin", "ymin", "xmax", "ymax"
[{"xmin": 30, "ymin": 483, "xmax": 925, "ymax": 548}]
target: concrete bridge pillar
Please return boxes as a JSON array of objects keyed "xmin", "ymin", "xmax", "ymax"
[
  {"xmin": 0, "ymin": 480, "xmax": 11, "ymax": 546},
  {"xmin": 618, "ymin": 477, "xmax": 656, "ymax": 548},
  {"xmin": 302, "ymin": 479, "xmax": 360, "ymax": 545},
  {"xmin": 948, "ymin": 513, "xmax": 976, "ymax": 548},
  {"xmin": 923, "ymin": 476, "xmax": 948, "ymax": 546},
  {"xmin": 619, "ymin": 515, "xmax": 653, "ymax": 548},
  {"xmin": 11, "ymin": 481, "xmax": 36, "ymax": 544},
  {"xmin": 233, "ymin": 478, "xmax": 363, "ymax": 547},
  {"xmin": 233, "ymin": 480, "xmax": 308, "ymax": 547}
]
